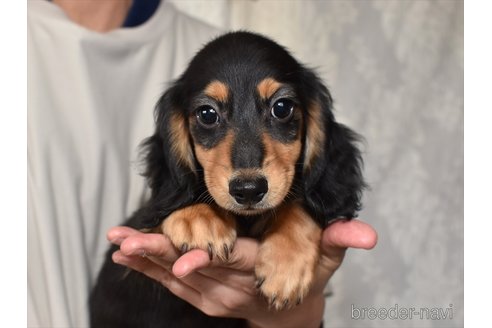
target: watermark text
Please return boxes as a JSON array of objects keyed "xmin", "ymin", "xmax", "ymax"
[{"xmin": 351, "ymin": 304, "xmax": 454, "ymax": 320}]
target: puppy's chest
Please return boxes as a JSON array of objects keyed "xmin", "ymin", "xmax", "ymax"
[{"xmin": 235, "ymin": 214, "xmax": 272, "ymax": 239}]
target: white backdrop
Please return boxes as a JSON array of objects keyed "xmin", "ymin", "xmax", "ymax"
[{"xmin": 168, "ymin": 1, "xmax": 464, "ymax": 327}]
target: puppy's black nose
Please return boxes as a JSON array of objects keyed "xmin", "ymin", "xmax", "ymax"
[{"xmin": 229, "ymin": 177, "xmax": 268, "ymax": 205}]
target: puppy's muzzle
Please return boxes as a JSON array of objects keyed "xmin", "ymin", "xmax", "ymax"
[{"xmin": 229, "ymin": 176, "xmax": 268, "ymax": 206}]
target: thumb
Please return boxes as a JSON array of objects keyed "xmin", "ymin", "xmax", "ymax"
[
  {"xmin": 172, "ymin": 237, "xmax": 259, "ymax": 277},
  {"xmin": 319, "ymin": 219, "xmax": 378, "ymax": 272}
]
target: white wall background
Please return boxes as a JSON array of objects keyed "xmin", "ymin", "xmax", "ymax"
[{"xmin": 168, "ymin": 1, "xmax": 464, "ymax": 327}]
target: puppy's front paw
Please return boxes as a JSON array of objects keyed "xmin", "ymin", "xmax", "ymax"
[
  {"xmin": 159, "ymin": 204, "xmax": 236, "ymax": 261},
  {"xmin": 253, "ymin": 203, "xmax": 322, "ymax": 310},
  {"xmin": 255, "ymin": 237, "xmax": 319, "ymax": 310}
]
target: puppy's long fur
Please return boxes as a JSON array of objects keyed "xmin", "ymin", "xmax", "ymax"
[{"xmin": 90, "ymin": 31, "xmax": 365, "ymax": 327}]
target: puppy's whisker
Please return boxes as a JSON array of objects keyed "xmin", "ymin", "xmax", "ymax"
[{"xmin": 196, "ymin": 190, "xmax": 212, "ymax": 202}]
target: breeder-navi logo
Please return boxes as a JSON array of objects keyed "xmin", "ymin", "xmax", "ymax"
[{"xmin": 351, "ymin": 304, "xmax": 454, "ymax": 321}]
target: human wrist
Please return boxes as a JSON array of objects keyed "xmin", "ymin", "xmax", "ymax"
[{"xmin": 246, "ymin": 292, "xmax": 325, "ymax": 328}]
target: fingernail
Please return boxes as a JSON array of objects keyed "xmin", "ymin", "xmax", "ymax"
[
  {"xmin": 110, "ymin": 238, "xmax": 124, "ymax": 245},
  {"xmin": 112, "ymin": 252, "xmax": 126, "ymax": 264},
  {"xmin": 130, "ymin": 249, "xmax": 147, "ymax": 257}
]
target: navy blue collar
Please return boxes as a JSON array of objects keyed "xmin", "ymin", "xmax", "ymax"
[
  {"xmin": 123, "ymin": 0, "xmax": 161, "ymax": 28},
  {"xmin": 47, "ymin": 0, "xmax": 161, "ymax": 28}
]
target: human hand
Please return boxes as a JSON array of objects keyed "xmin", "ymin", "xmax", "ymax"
[{"xmin": 108, "ymin": 219, "xmax": 377, "ymax": 328}]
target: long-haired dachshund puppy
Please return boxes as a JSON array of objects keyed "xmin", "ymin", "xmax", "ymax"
[{"xmin": 90, "ymin": 31, "xmax": 365, "ymax": 327}]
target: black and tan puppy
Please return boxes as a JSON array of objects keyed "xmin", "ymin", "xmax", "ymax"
[{"xmin": 90, "ymin": 31, "xmax": 365, "ymax": 327}]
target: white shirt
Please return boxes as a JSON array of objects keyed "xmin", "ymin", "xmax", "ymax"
[{"xmin": 28, "ymin": 1, "xmax": 220, "ymax": 326}]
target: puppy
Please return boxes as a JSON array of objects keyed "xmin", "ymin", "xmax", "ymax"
[{"xmin": 90, "ymin": 31, "xmax": 365, "ymax": 327}]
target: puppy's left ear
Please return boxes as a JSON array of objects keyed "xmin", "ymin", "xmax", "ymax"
[
  {"xmin": 137, "ymin": 84, "xmax": 199, "ymax": 228},
  {"xmin": 301, "ymin": 73, "xmax": 366, "ymax": 226}
]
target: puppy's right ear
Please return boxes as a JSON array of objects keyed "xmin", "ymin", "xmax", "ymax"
[{"xmin": 138, "ymin": 84, "xmax": 198, "ymax": 228}]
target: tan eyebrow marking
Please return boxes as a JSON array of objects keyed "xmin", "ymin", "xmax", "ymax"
[
  {"xmin": 257, "ymin": 77, "xmax": 283, "ymax": 100},
  {"xmin": 204, "ymin": 80, "xmax": 229, "ymax": 103}
]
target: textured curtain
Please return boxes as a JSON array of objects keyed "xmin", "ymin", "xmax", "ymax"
[{"xmin": 170, "ymin": 1, "xmax": 464, "ymax": 327}]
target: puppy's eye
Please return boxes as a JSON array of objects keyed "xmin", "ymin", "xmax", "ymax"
[
  {"xmin": 271, "ymin": 99, "xmax": 294, "ymax": 122},
  {"xmin": 196, "ymin": 106, "xmax": 220, "ymax": 127}
]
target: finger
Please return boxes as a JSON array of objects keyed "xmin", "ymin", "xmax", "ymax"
[
  {"xmin": 172, "ymin": 238, "xmax": 259, "ymax": 278},
  {"xmin": 114, "ymin": 251, "xmax": 254, "ymax": 317},
  {"xmin": 199, "ymin": 267, "xmax": 256, "ymax": 295},
  {"xmin": 112, "ymin": 251, "xmax": 203, "ymax": 307},
  {"xmin": 119, "ymin": 232, "xmax": 180, "ymax": 263},
  {"xmin": 322, "ymin": 219, "xmax": 378, "ymax": 251},
  {"xmin": 112, "ymin": 250, "xmax": 170, "ymax": 283},
  {"xmin": 106, "ymin": 226, "xmax": 141, "ymax": 246},
  {"xmin": 318, "ymin": 219, "xmax": 378, "ymax": 275},
  {"xmin": 178, "ymin": 269, "xmax": 257, "ymax": 311},
  {"xmin": 172, "ymin": 249, "xmax": 210, "ymax": 278},
  {"xmin": 198, "ymin": 238, "xmax": 258, "ymax": 290},
  {"xmin": 171, "ymin": 249, "xmax": 256, "ymax": 294}
]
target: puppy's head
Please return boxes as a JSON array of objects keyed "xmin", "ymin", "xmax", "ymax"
[{"xmin": 143, "ymin": 32, "xmax": 364, "ymax": 226}]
